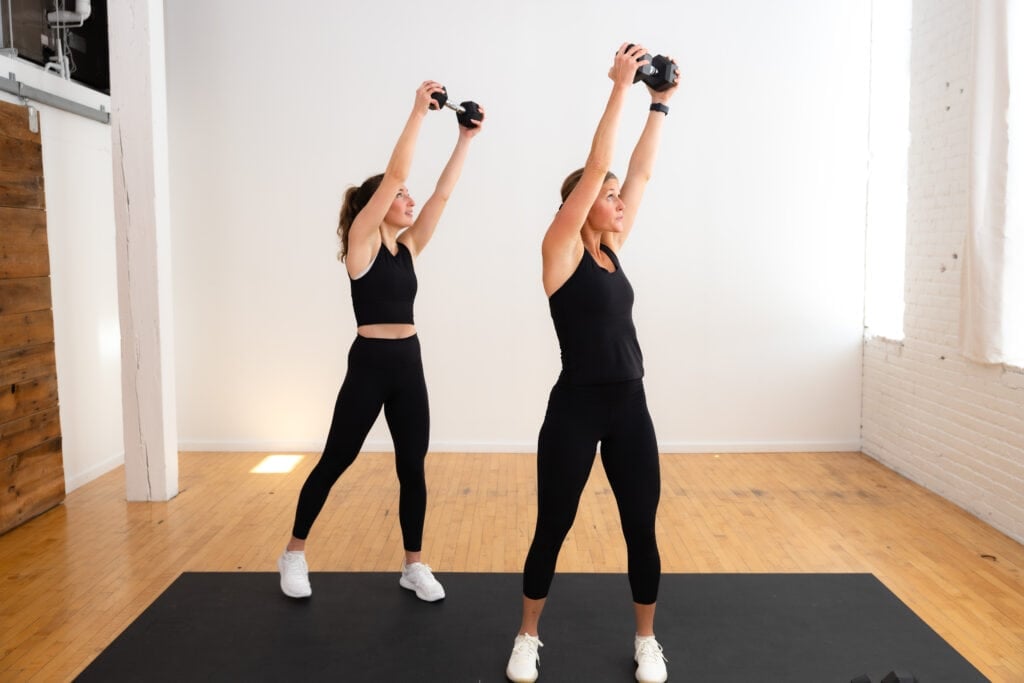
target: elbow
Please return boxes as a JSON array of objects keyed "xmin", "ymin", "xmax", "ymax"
[
  {"xmin": 627, "ymin": 165, "xmax": 653, "ymax": 184},
  {"xmin": 432, "ymin": 184, "xmax": 454, "ymax": 203},
  {"xmin": 586, "ymin": 152, "xmax": 614, "ymax": 175},
  {"xmin": 382, "ymin": 168, "xmax": 407, "ymax": 184}
]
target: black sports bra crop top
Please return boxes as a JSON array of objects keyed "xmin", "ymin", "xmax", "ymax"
[
  {"xmin": 548, "ymin": 244, "xmax": 644, "ymax": 385},
  {"xmin": 350, "ymin": 242, "xmax": 417, "ymax": 326}
]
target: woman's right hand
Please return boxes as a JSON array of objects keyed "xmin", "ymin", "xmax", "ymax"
[
  {"xmin": 416, "ymin": 80, "xmax": 446, "ymax": 113},
  {"xmin": 608, "ymin": 43, "xmax": 646, "ymax": 88}
]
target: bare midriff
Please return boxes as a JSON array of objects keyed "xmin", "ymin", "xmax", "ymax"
[{"xmin": 357, "ymin": 323, "xmax": 417, "ymax": 339}]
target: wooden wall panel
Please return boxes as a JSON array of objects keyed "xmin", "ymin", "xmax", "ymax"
[
  {"xmin": 0, "ymin": 310, "xmax": 54, "ymax": 352},
  {"xmin": 0, "ymin": 169, "xmax": 45, "ymax": 210},
  {"xmin": 0, "ymin": 343, "xmax": 57, "ymax": 386},
  {"xmin": 0, "ymin": 277, "xmax": 52, "ymax": 315},
  {"xmin": 0, "ymin": 101, "xmax": 45, "ymax": 211},
  {"xmin": 0, "ymin": 406, "xmax": 62, "ymax": 460},
  {"xmin": 0, "ymin": 374, "xmax": 59, "ymax": 424},
  {"xmin": 0, "ymin": 98, "xmax": 64, "ymax": 535},
  {"xmin": 0, "ymin": 210, "xmax": 50, "ymax": 278},
  {"xmin": 0, "ymin": 104, "xmax": 42, "ymax": 144},
  {"xmin": 0, "ymin": 438, "xmax": 64, "ymax": 534},
  {"xmin": 0, "ymin": 135, "xmax": 43, "ymax": 174}
]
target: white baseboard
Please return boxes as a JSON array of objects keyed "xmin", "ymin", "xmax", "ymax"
[
  {"xmin": 179, "ymin": 440, "xmax": 326, "ymax": 453},
  {"xmin": 65, "ymin": 453, "xmax": 125, "ymax": 493},
  {"xmin": 656, "ymin": 440, "xmax": 862, "ymax": 453},
  {"xmin": 178, "ymin": 439, "xmax": 862, "ymax": 454}
]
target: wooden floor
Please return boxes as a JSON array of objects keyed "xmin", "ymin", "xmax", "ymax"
[{"xmin": 1, "ymin": 450, "xmax": 1023, "ymax": 681}]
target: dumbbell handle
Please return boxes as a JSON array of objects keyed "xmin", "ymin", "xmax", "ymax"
[{"xmin": 431, "ymin": 88, "xmax": 481, "ymax": 129}]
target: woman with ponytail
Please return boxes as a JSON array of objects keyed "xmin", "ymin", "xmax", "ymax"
[{"xmin": 278, "ymin": 80, "xmax": 484, "ymax": 602}]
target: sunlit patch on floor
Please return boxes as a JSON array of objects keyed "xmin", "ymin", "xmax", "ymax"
[{"xmin": 250, "ymin": 454, "xmax": 304, "ymax": 474}]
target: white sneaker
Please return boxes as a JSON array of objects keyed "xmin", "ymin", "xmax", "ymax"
[
  {"xmin": 506, "ymin": 633, "xmax": 543, "ymax": 683},
  {"xmin": 399, "ymin": 562, "xmax": 446, "ymax": 602},
  {"xmin": 634, "ymin": 635, "xmax": 668, "ymax": 683},
  {"xmin": 277, "ymin": 550, "xmax": 311, "ymax": 598}
]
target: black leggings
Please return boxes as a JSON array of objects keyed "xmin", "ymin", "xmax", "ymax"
[
  {"xmin": 523, "ymin": 379, "xmax": 661, "ymax": 604},
  {"xmin": 291, "ymin": 335, "xmax": 429, "ymax": 551}
]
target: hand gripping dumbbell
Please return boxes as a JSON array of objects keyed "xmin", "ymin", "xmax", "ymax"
[
  {"xmin": 430, "ymin": 87, "xmax": 483, "ymax": 129},
  {"xmin": 626, "ymin": 44, "xmax": 678, "ymax": 92}
]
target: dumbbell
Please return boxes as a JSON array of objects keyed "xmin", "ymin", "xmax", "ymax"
[
  {"xmin": 429, "ymin": 87, "xmax": 483, "ymax": 129},
  {"xmin": 626, "ymin": 44, "xmax": 678, "ymax": 92}
]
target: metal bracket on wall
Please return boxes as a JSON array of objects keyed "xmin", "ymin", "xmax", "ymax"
[{"xmin": 0, "ymin": 71, "xmax": 109, "ymax": 124}]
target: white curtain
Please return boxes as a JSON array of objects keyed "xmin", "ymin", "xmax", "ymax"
[{"xmin": 962, "ymin": 0, "xmax": 1024, "ymax": 366}]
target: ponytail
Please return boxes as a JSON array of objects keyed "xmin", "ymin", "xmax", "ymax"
[{"xmin": 337, "ymin": 173, "xmax": 384, "ymax": 261}]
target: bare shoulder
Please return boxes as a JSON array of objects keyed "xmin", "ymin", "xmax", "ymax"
[
  {"xmin": 542, "ymin": 237, "xmax": 585, "ymax": 297},
  {"xmin": 346, "ymin": 234, "xmax": 382, "ymax": 278},
  {"xmin": 397, "ymin": 232, "xmax": 419, "ymax": 259}
]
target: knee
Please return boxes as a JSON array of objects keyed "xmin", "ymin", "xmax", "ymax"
[
  {"xmin": 310, "ymin": 455, "xmax": 350, "ymax": 482},
  {"xmin": 533, "ymin": 515, "xmax": 575, "ymax": 549},
  {"xmin": 394, "ymin": 455, "xmax": 426, "ymax": 486},
  {"xmin": 622, "ymin": 520, "xmax": 658, "ymax": 551}
]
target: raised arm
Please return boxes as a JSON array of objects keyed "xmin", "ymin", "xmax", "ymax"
[
  {"xmin": 542, "ymin": 43, "xmax": 646, "ymax": 296},
  {"xmin": 608, "ymin": 57, "xmax": 680, "ymax": 251},
  {"xmin": 400, "ymin": 106, "xmax": 485, "ymax": 257},
  {"xmin": 346, "ymin": 81, "xmax": 444, "ymax": 277}
]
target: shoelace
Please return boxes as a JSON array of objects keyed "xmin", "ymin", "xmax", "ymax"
[
  {"xmin": 512, "ymin": 636, "xmax": 543, "ymax": 662},
  {"xmin": 283, "ymin": 554, "xmax": 306, "ymax": 570},
  {"xmin": 635, "ymin": 639, "xmax": 667, "ymax": 663}
]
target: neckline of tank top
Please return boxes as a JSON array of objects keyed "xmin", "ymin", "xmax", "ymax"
[
  {"xmin": 380, "ymin": 240, "xmax": 407, "ymax": 258},
  {"xmin": 585, "ymin": 243, "xmax": 618, "ymax": 275},
  {"xmin": 549, "ymin": 244, "xmax": 620, "ymax": 300}
]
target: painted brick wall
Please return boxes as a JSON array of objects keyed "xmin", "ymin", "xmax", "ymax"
[{"xmin": 861, "ymin": 0, "xmax": 1024, "ymax": 545}]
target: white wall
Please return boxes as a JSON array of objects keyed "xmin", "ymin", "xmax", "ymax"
[
  {"xmin": 164, "ymin": 0, "xmax": 870, "ymax": 453},
  {"xmin": 0, "ymin": 56, "xmax": 124, "ymax": 492},
  {"xmin": 862, "ymin": 0, "xmax": 1024, "ymax": 545}
]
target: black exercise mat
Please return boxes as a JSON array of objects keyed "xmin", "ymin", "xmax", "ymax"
[{"xmin": 77, "ymin": 572, "xmax": 987, "ymax": 682}]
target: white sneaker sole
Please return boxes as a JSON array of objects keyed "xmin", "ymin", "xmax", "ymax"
[
  {"xmin": 634, "ymin": 666, "xmax": 668, "ymax": 683},
  {"xmin": 399, "ymin": 576, "xmax": 445, "ymax": 602},
  {"xmin": 506, "ymin": 668, "xmax": 539, "ymax": 683}
]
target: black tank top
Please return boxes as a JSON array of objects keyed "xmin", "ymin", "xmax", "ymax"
[
  {"xmin": 350, "ymin": 242, "xmax": 417, "ymax": 325},
  {"xmin": 548, "ymin": 244, "xmax": 644, "ymax": 385}
]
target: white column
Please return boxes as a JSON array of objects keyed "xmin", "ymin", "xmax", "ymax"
[{"xmin": 108, "ymin": 0, "xmax": 178, "ymax": 501}]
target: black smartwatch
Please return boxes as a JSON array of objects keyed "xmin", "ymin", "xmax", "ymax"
[{"xmin": 650, "ymin": 103, "xmax": 669, "ymax": 116}]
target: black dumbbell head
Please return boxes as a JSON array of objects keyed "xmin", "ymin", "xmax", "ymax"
[
  {"xmin": 457, "ymin": 101, "xmax": 482, "ymax": 129},
  {"xmin": 644, "ymin": 55, "xmax": 678, "ymax": 91},
  {"xmin": 430, "ymin": 87, "xmax": 448, "ymax": 110}
]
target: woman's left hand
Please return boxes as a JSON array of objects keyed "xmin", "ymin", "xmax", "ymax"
[
  {"xmin": 459, "ymin": 104, "xmax": 486, "ymax": 139},
  {"xmin": 649, "ymin": 57, "xmax": 681, "ymax": 104}
]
